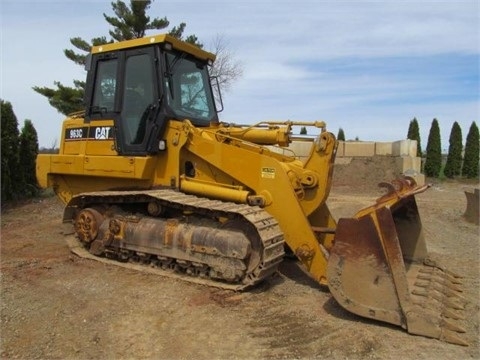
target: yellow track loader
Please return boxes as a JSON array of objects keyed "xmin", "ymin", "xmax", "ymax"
[{"xmin": 36, "ymin": 34, "xmax": 467, "ymax": 345}]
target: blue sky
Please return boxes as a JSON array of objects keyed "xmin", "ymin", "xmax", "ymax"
[{"xmin": 1, "ymin": 0, "xmax": 479, "ymax": 151}]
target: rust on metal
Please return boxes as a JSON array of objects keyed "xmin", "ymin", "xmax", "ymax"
[
  {"xmin": 295, "ymin": 245, "xmax": 315, "ymax": 263},
  {"xmin": 311, "ymin": 226, "xmax": 336, "ymax": 234},
  {"xmin": 464, "ymin": 188, "xmax": 479, "ymax": 225},
  {"xmin": 327, "ymin": 176, "xmax": 468, "ymax": 346},
  {"xmin": 67, "ymin": 189, "xmax": 285, "ymax": 289},
  {"xmin": 74, "ymin": 208, "xmax": 104, "ymax": 244}
]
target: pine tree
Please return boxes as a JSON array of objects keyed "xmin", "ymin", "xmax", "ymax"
[
  {"xmin": 104, "ymin": 0, "xmax": 170, "ymax": 41},
  {"xmin": 407, "ymin": 117, "xmax": 422, "ymax": 157},
  {"xmin": 1, "ymin": 100, "xmax": 23, "ymax": 201},
  {"xmin": 64, "ymin": 36, "xmax": 111, "ymax": 66},
  {"xmin": 19, "ymin": 120, "xmax": 39, "ymax": 196},
  {"xmin": 424, "ymin": 118, "xmax": 442, "ymax": 177},
  {"xmin": 443, "ymin": 122, "xmax": 463, "ymax": 178},
  {"xmin": 34, "ymin": 1, "xmax": 175, "ymax": 115},
  {"xmin": 300, "ymin": 126, "xmax": 307, "ymax": 135},
  {"xmin": 33, "ymin": 80, "xmax": 86, "ymax": 116},
  {"xmin": 33, "ymin": 1, "xmax": 239, "ymax": 115},
  {"xmin": 462, "ymin": 121, "xmax": 479, "ymax": 178},
  {"xmin": 337, "ymin": 128, "xmax": 345, "ymax": 141}
]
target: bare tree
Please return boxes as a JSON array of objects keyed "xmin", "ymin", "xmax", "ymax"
[
  {"xmin": 209, "ymin": 34, "xmax": 243, "ymax": 92},
  {"xmin": 50, "ymin": 138, "xmax": 58, "ymax": 151}
]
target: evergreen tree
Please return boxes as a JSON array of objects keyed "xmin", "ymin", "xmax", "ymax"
[
  {"xmin": 33, "ymin": 1, "xmax": 239, "ymax": 115},
  {"xmin": 462, "ymin": 121, "xmax": 479, "ymax": 178},
  {"xmin": 443, "ymin": 122, "xmax": 463, "ymax": 178},
  {"xmin": 34, "ymin": 1, "xmax": 174, "ymax": 115},
  {"xmin": 407, "ymin": 117, "xmax": 422, "ymax": 157},
  {"xmin": 104, "ymin": 0, "xmax": 170, "ymax": 41},
  {"xmin": 424, "ymin": 118, "xmax": 442, "ymax": 177},
  {"xmin": 337, "ymin": 128, "xmax": 345, "ymax": 141},
  {"xmin": 1, "ymin": 100, "xmax": 23, "ymax": 201},
  {"xmin": 300, "ymin": 126, "xmax": 307, "ymax": 135},
  {"xmin": 64, "ymin": 36, "xmax": 111, "ymax": 66},
  {"xmin": 33, "ymin": 80, "xmax": 85, "ymax": 116},
  {"xmin": 19, "ymin": 120, "xmax": 40, "ymax": 195}
]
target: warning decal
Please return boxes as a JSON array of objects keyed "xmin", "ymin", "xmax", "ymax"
[{"xmin": 261, "ymin": 167, "xmax": 276, "ymax": 179}]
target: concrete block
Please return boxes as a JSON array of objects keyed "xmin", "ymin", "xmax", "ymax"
[
  {"xmin": 266, "ymin": 145, "xmax": 285, "ymax": 156},
  {"xmin": 336, "ymin": 141, "xmax": 345, "ymax": 157},
  {"xmin": 402, "ymin": 170, "xmax": 425, "ymax": 186},
  {"xmin": 343, "ymin": 142, "xmax": 375, "ymax": 157},
  {"xmin": 395, "ymin": 156, "xmax": 422, "ymax": 173},
  {"xmin": 335, "ymin": 157, "xmax": 353, "ymax": 165},
  {"xmin": 375, "ymin": 142, "xmax": 393, "ymax": 156},
  {"xmin": 290, "ymin": 142, "xmax": 313, "ymax": 158},
  {"xmin": 392, "ymin": 139, "xmax": 417, "ymax": 157}
]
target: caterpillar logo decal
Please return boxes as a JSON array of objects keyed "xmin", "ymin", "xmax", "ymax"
[
  {"xmin": 65, "ymin": 126, "xmax": 114, "ymax": 141},
  {"xmin": 92, "ymin": 126, "xmax": 112, "ymax": 140}
]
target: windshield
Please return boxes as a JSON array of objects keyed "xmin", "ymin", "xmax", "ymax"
[{"xmin": 164, "ymin": 51, "xmax": 217, "ymax": 125}]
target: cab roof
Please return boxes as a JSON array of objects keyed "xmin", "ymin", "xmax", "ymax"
[{"xmin": 91, "ymin": 33, "xmax": 216, "ymax": 62}]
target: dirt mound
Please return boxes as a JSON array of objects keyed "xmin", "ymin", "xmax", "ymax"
[{"xmin": 333, "ymin": 156, "xmax": 400, "ymax": 191}]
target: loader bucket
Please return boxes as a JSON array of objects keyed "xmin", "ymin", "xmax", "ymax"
[
  {"xmin": 464, "ymin": 188, "xmax": 479, "ymax": 225},
  {"xmin": 327, "ymin": 177, "xmax": 467, "ymax": 345}
]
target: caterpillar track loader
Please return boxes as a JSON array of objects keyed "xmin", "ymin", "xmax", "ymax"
[{"xmin": 36, "ymin": 34, "xmax": 467, "ymax": 345}]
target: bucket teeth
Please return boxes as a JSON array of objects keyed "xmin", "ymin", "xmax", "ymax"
[
  {"xmin": 407, "ymin": 262, "xmax": 468, "ymax": 346},
  {"xmin": 445, "ymin": 273, "xmax": 463, "ymax": 285},
  {"xmin": 445, "ymin": 298, "xmax": 466, "ymax": 311},
  {"xmin": 445, "ymin": 282, "xmax": 463, "ymax": 292},
  {"xmin": 417, "ymin": 272, "xmax": 463, "ymax": 288},
  {"xmin": 412, "ymin": 284, "xmax": 466, "ymax": 310},
  {"xmin": 413, "ymin": 280, "xmax": 429, "ymax": 288},
  {"xmin": 442, "ymin": 308, "xmax": 466, "ymax": 321},
  {"xmin": 442, "ymin": 318, "xmax": 466, "ymax": 333},
  {"xmin": 444, "ymin": 288, "xmax": 467, "ymax": 303},
  {"xmin": 441, "ymin": 329, "xmax": 469, "ymax": 346},
  {"xmin": 423, "ymin": 258, "xmax": 463, "ymax": 280},
  {"xmin": 411, "ymin": 288, "xmax": 429, "ymax": 297}
]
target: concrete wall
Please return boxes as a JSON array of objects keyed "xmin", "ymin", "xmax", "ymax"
[
  {"xmin": 336, "ymin": 139, "xmax": 418, "ymax": 157},
  {"xmin": 337, "ymin": 140, "xmax": 424, "ymax": 186},
  {"xmin": 274, "ymin": 139, "xmax": 425, "ymax": 186}
]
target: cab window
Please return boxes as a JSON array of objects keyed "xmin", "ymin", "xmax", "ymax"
[
  {"xmin": 92, "ymin": 59, "xmax": 117, "ymax": 113},
  {"xmin": 165, "ymin": 51, "xmax": 217, "ymax": 125},
  {"xmin": 121, "ymin": 53, "xmax": 155, "ymax": 145}
]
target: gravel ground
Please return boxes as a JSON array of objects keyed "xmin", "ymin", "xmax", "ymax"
[{"xmin": 1, "ymin": 179, "xmax": 479, "ymax": 359}]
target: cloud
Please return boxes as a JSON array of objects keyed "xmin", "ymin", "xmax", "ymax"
[
  {"xmin": 244, "ymin": 62, "xmax": 311, "ymax": 81},
  {"xmin": 1, "ymin": 0, "xmax": 478, "ymax": 150},
  {"xmin": 202, "ymin": 1, "xmax": 479, "ymax": 60}
]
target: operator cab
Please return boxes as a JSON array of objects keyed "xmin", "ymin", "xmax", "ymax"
[{"xmin": 84, "ymin": 34, "xmax": 219, "ymax": 156}]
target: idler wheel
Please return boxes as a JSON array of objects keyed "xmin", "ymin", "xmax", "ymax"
[{"xmin": 74, "ymin": 208, "xmax": 104, "ymax": 245}]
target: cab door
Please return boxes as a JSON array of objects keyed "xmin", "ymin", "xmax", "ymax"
[
  {"xmin": 116, "ymin": 47, "xmax": 160, "ymax": 155},
  {"xmin": 85, "ymin": 46, "xmax": 164, "ymax": 156}
]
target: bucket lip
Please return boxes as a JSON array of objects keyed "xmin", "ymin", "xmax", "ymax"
[
  {"xmin": 376, "ymin": 176, "xmax": 431, "ymax": 204},
  {"xmin": 349, "ymin": 177, "xmax": 431, "ymax": 219}
]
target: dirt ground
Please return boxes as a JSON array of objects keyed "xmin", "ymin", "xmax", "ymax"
[{"xmin": 1, "ymin": 175, "xmax": 479, "ymax": 359}]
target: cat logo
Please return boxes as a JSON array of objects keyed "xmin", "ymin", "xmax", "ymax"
[{"xmin": 94, "ymin": 127, "xmax": 112, "ymax": 140}]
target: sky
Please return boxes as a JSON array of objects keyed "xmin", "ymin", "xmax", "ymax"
[{"xmin": 1, "ymin": 0, "xmax": 479, "ymax": 151}]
